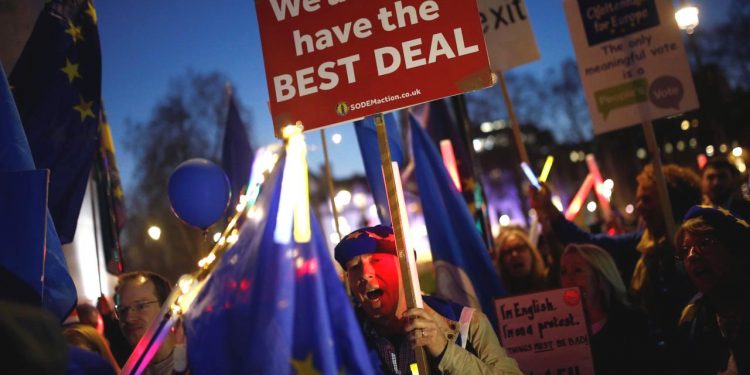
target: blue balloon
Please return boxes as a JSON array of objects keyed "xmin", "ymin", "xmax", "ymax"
[{"xmin": 168, "ymin": 158, "xmax": 231, "ymax": 229}]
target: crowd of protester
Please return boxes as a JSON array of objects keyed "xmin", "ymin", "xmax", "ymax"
[{"xmin": 2, "ymin": 158, "xmax": 748, "ymax": 374}]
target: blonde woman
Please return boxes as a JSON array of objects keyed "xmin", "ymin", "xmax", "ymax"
[
  {"xmin": 560, "ymin": 244, "xmax": 658, "ymax": 374},
  {"xmin": 63, "ymin": 323, "xmax": 121, "ymax": 373},
  {"xmin": 494, "ymin": 227, "xmax": 548, "ymax": 295}
]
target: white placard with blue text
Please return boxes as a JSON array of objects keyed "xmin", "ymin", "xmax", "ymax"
[
  {"xmin": 495, "ymin": 287, "xmax": 594, "ymax": 375},
  {"xmin": 563, "ymin": 0, "xmax": 699, "ymax": 134},
  {"xmin": 477, "ymin": 0, "xmax": 540, "ymax": 71}
]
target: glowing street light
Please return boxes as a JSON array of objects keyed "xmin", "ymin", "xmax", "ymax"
[
  {"xmin": 147, "ymin": 225, "xmax": 161, "ymax": 241},
  {"xmin": 675, "ymin": 4, "xmax": 699, "ymax": 34}
]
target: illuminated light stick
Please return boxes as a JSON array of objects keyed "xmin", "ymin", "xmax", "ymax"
[
  {"xmin": 390, "ymin": 161, "xmax": 423, "ymax": 309},
  {"xmin": 585, "ymin": 154, "xmax": 612, "ymax": 220},
  {"xmin": 564, "ymin": 174, "xmax": 595, "ymax": 221},
  {"xmin": 275, "ymin": 124, "xmax": 311, "ymax": 244},
  {"xmin": 520, "ymin": 162, "xmax": 541, "ymax": 190},
  {"xmin": 519, "ymin": 162, "xmax": 542, "ymax": 244},
  {"xmin": 539, "ymin": 156, "xmax": 554, "ymax": 183},
  {"xmin": 440, "ymin": 139, "xmax": 462, "ymax": 191},
  {"xmin": 374, "ymin": 113, "xmax": 429, "ymax": 375}
]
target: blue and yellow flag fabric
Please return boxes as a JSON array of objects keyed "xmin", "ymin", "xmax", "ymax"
[
  {"xmin": 353, "ymin": 113, "xmax": 403, "ymax": 225},
  {"xmin": 184, "ymin": 153, "xmax": 375, "ymax": 375},
  {"xmin": 94, "ymin": 107, "xmax": 125, "ymax": 274},
  {"xmin": 410, "ymin": 115, "xmax": 506, "ymax": 329},
  {"xmin": 9, "ymin": 0, "xmax": 103, "ymax": 244},
  {"xmin": 412, "ymin": 99, "xmax": 492, "ymax": 243},
  {"xmin": 0, "ymin": 64, "xmax": 77, "ymax": 321}
]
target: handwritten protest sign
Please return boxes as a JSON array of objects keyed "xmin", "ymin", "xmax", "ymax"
[
  {"xmin": 255, "ymin": 0, "xmax": 494, "ymax": 135},
  {"xmin": 477, "ymin": 0, "xmax": 540, "ymax": 71},
  {"xmin": 563, "ymin": 0, "xmax": 698, "ymax": 134},
  {"xmin": 495, "ymin": 288, "xmax": 594, "ymax": 375}
]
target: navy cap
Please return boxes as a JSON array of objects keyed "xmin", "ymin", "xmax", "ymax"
[
  {"xmin": 334, "ymin": 225, "xmax": 397, "ymax": 269},
  {"xmin": 683, "ymin": 205, "xmax": 750, "ymax": 232}
]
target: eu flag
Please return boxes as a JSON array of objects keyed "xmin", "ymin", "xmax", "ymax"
[
  {"xmin": 0, "ymin": 64, "xmax": 77, "ymax": 321},
  {"xmin": 9, "ymin": 0, "xmax": 103, "ymax": 244},
  {"xmin": 412, "ymin": 99, "xmax": 492, "ymax": 243},
  {"xmin": 94, "ymin": 106, "xmax": 126, "ymax": 274},
  {"xmin": 410, "ymin": 115, "xmax": 506, "ymax": 329},
  {"xmin": 221, "ymin": 91, "xmax": 254, "ymax": 211},
  {"xmin": 354, "ymin": 113, "xmax": 403, "ymax": 225},
  {"xmin": 184, "ymin": 152, "xmax": 375, "ymax": 375}
]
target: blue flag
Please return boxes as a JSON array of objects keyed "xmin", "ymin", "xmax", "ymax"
[
  {"xmin": 9, "ymin": 0, "xmax": 103, "ymax": 244},
  {"xmin": 221, "ymin": 93, "xmax": 253, "ymax": 209},
  {"xmin": 0, "ymin": 64, "xmax": 77, "ymax": 321},
  {"xmin": 410, "ymin": 115, "xmax": 506, "ymax": 329},
  {"xmin": 354, "ymin": 113, "xmax": 403, "ymax": 225},
  {"xmin": 184, "ymin": 153, "xmax": 375, "ymax": 375}
]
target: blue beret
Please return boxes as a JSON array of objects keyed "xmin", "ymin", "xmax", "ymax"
[
  {"xmin": 334, "ymin": 225, "xmax": 397, "ymax": 268},
  {"xmin": 683, "ymin": 205, "xmax": 750, "ymax": 236}
]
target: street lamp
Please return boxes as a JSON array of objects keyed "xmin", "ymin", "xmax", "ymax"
[
  {"xmin": 675, "ymin": 4, "xmax": 699, "ymax": 34},
  {"xmin": 147, "ymin": 225, "xmax": 162, "ymax": 241}
]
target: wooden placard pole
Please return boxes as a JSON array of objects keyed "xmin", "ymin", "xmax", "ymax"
[
  {"xmin": 497, "ymin": 71, "xmax": 529, "ymax": 164},
  {"xmin": 319, "ymin": 128, "xmax": 342, "ymax": 240},
  {"xmin": 642, "ymin": 119, "xmax": 677, "ymax": 242},
  {"xmin": 374, "ymin": 113, "xmax": 429, "ymax": 375}
]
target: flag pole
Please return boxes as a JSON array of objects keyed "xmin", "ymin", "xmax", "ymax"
[
  {"xmin": 450, "ymin": 95, "xmax": 495, "ymax": 249},
  {"xmin": 497, "ymin": 71, "xmax": 529, "ymax": 164},
  {"xmin": 320, "ymin": 129, "xmax": 342, "ymax": 240},
  {"xmin": 497, "ymin": 70, "xmax": 533, "ymax": 226},
  {"xmin": 374, "ymin": 113, "xmax": 430, "ymax": 375},
  {"xmin": 642, "ymin": 119, "xmax": 676, "ymax": 241}
]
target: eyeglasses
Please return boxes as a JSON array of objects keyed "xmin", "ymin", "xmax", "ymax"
[
  {"xmin": 500, "ymin": 245, "xmax": 529, "ymax": 258},
  {"xmin": 114, "ymin": 300, "xmax": 159, "ymax": 319},
  {"xmin": 675, "ymin": 237, "xmax": 720, "ymax": 261}
]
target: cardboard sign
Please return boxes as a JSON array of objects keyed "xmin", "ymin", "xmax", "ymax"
[
  {"xmin": 563, "ymin": 0, "xmax": 698, "ymax": 134},
  {"xmin": 477, "ymin": 0, "xmax": 540, "ymax": 72},
  {"xmin": 495, "ymin": 288, "xmax": 594, "ymax": 375},
  {"xmin": 255, "ymin": 0, "xmax": 494, "ymax": 135}
]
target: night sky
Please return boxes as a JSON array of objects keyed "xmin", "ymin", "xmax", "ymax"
[{"xmin": 95, "ymin": 0, "xmax": 732, "ymax": 192}]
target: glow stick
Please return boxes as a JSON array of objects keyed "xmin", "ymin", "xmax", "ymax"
[
  {"xmin": 585, "ymin": 154, "xmax": 612, "ymax": 219},
  {"xmin": 390, "ymin": 162, "xmax": 423, "ymax": 309},
  {"xmin": 539, "ymin": 156, "xmax": 554, "ymax": 183},
  {"xmin": 440, "ymin": 140, "xmax": 462, "ymax": 191},
  {"xmin": 564, "ymin": 174, "xmax": 595, "ymax": 221},
  {"xmin": 520, "ymin": 162, "xmax": 541, "ymax": 190}
]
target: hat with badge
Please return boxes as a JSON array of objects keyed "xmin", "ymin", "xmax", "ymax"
[{"xmin": 334, "ymin": 225, "xmax": 397, "ymax": 268}]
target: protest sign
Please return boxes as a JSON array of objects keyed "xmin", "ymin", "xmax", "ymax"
[
  {"xmin": 563, "ymin": 0, "xmax": 698, "ymax": 134},
  {"xmin": 255, "ymin": 0, "xmax": 494, "ymax": 135},
  {"xmin": 495, "ymin": 288, "xmax": 594, "ymax": 375},
  {"xmin": 477, "ymin": 0, "xmax": 540, "ymax": 71}
]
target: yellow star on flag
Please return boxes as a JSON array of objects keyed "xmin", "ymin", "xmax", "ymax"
[
  {"xmin": 86, "ymin": 1, "xmax": 98, "ymax": 24},
  {"xmin": 61, "ymin": 58, "xmax": 81, "ymax": 83},
  {"xmin": 65, "ymin": 20, "xmax": 84, "ymax": 44},
  {"xmin": 73, "ymin": 97, "xmax": 95, "ymax": 121},
  {"xmin": 290, "ymin": 353, "xmax": 321, "ymax": 375}
]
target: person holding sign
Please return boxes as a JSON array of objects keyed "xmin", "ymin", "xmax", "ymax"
[
  {"xmin": 335, "ymin": 225, "xmax": 521, "ymax": 375},
  {"xmin": 560, "ymin": 243, "xmax": 658, "ymax": 374},
  {"xmin": 675, "ymin": 206, "xmax": 750, "ymax": 374},
  {"xmin": 531, "ymin": 164, "xmax": 700, "ymax": 368}
]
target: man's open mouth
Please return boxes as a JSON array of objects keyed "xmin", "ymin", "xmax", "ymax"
[{"xmin": 366, "ymin": 289, "xmax": 384, "ymax": 300}]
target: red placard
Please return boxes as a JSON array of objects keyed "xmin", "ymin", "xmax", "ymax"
[{"xmin": 255, "ymin": 0, "xmax": 494, "ymax": 135}]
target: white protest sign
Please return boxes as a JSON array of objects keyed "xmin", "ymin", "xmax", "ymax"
[
  {"xmin": 495, "ymin": 288, "xmax": 594, "ymax": 375},
  {"xmin": 477, "ymin": 0, "xmax": 540, "ymax": 71},
  {"xmin": 563, "ymin": 0, "xmax": 699, "ymax": 134}
]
